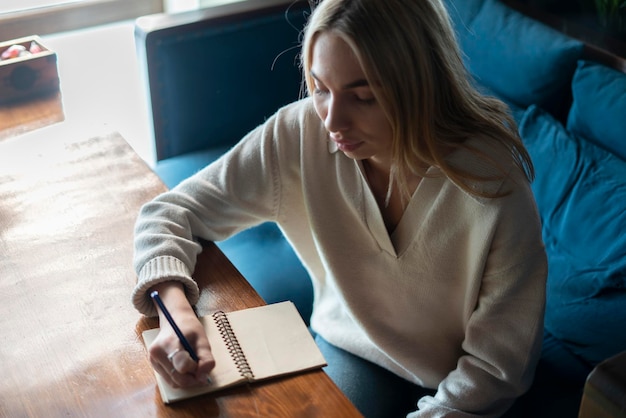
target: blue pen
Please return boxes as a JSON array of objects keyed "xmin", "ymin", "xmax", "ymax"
[{"xmin": 150, "ymin": 290, "xmax": 199, "ymax": 362}]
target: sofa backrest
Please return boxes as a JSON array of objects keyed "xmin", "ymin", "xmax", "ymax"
[
  {"xmin": 444, "ymin": 0, "xmax": 626, "ymax": 123},
  {"xmin": 135, "ymin": 0, "xmax": 310, "ymax": 161}
]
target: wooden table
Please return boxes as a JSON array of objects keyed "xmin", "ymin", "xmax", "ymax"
[{"xmin": 0, "ymin": 132, "xmax": 361, "ymax": 417}]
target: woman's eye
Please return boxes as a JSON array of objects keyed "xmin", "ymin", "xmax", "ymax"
[
  {"xmin": 355, "ymin": 94, "xmax": 376, "ymax": 104},
  {"xmin": 353, "ymin": 88, "xmax": 376, "ymax": 104}
]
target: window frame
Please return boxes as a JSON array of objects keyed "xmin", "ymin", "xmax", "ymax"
[{"xmin": 0, "ymin": 0, "xmax": 163, "ymax": 40}]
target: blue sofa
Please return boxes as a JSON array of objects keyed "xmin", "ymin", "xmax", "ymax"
[{"xmin": 135, "ymin": 0, "xmax": 626, "ymax": 415}]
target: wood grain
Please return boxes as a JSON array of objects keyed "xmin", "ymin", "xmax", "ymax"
[{"xmin": 0, "ymin": 132, "xmax": 361, "ymax": 417}]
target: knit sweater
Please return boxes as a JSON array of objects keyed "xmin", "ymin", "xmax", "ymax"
[{"xmin": 132, "ymin": 98, "xmax": 547, "ymax": 417}]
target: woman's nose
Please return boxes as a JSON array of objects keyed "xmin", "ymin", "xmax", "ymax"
[{"xmin": 324, "ymin": 96, "xmax": 350, "ymax": 133}]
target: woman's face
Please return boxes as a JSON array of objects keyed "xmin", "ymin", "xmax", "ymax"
[{"xmin": 310, "ymin": 31, "xmax": 393, "ymax": 171}]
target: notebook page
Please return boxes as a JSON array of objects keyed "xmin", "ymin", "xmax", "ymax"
[{"xmin": 226, "ymin": 301, "xmax": 327, "ymax": 381}]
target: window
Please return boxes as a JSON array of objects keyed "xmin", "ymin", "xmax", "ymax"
[{"xmin": 0, "ymin": 0, "xmax": 163, "ymax": 40}]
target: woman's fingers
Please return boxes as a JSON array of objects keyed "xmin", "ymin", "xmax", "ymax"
[
  {"xmin": 151, "ymin": 346, "xmax": 200, "ymax": 388},
  {"xmin": 149, "ymin": 333, "xmax": 216, "ymax": 388},
  {"xmin": 194, "ymin": 344, "xmax": 216, "ymax": 383},
  {"xmin": 170, "ymin": 349, "xmax": 195, "ymax": 374}
]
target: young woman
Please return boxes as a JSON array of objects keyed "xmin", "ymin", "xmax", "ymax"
[{"xmin": 132, "ymin": 0, "xmax": 547, "ymax": 416}]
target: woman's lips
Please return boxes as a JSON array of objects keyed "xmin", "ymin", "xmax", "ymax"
[{"xmin": 332, "ymin": 137, "xmax": 363, "ymax": 153}]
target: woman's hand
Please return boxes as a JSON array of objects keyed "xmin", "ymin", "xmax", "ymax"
[{"xmin": 148, "ymin": 281, "xmax": 216, "ymax": 388}]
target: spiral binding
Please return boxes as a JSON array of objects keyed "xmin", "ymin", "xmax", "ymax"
[{"xmin": 212, "ymin": 311, "xmax": 254, "ymax": 380}]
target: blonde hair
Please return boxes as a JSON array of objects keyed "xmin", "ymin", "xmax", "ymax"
[{"xmin": 301, "ymin": 0, "xmax": 534, "ymax": 199}]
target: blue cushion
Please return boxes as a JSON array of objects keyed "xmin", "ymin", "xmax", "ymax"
[
  {"xmin": 461, "ymin": 0, "xmax": 583, "ymax": 113},
  {"xmin": 473, "ymin": 80, "xmax": 527, "ymax": 123},
  {"xmin": 217, "ymin": 223, "xmax": 313, "ymax": 322},
  {"xmin": 154, "ymin": 146, "xmax": 231, "ymax": 189},
  {"xmin": 567, "ymin": 60, "xmax": 626, "ymax": 161},
  {"xmin": 519, "ymin": 105, "xmax": 626, "ymax": 366},
  {"xmin": 443, "ymin": 0, "xmax": 485, "ymax": 35}
]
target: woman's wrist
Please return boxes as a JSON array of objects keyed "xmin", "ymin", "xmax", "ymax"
[{"xmin": 149, "ymin": 281, "xmax": 196, "ymax": 323}]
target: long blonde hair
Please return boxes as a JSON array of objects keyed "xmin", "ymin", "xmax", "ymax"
[{"xmin": 301, "ymin": 0, "xmax": 534, "ymax": 199}]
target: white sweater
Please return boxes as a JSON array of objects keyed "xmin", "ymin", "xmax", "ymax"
[{"xmin": 132, "ymin": 98, "xmax": 547, "ymax": 417}]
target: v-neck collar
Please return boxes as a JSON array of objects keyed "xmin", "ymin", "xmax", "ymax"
[{"xmin": 356, "ymin": 161, "xmax": 440, "ymax": 258}]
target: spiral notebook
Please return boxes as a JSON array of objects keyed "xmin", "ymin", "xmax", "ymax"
[{"xmin": 142, "ymin": 301, "xmax": 327, "ymax": 403}]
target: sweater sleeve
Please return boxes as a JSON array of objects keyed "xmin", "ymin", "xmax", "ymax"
[
  {"xmin": 131, "ymin": 102, "xmax": 304, "ymax": 316},
  {"xmin": 411, "ymin": 178, "xmax": 548, "ymax": 417}
]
